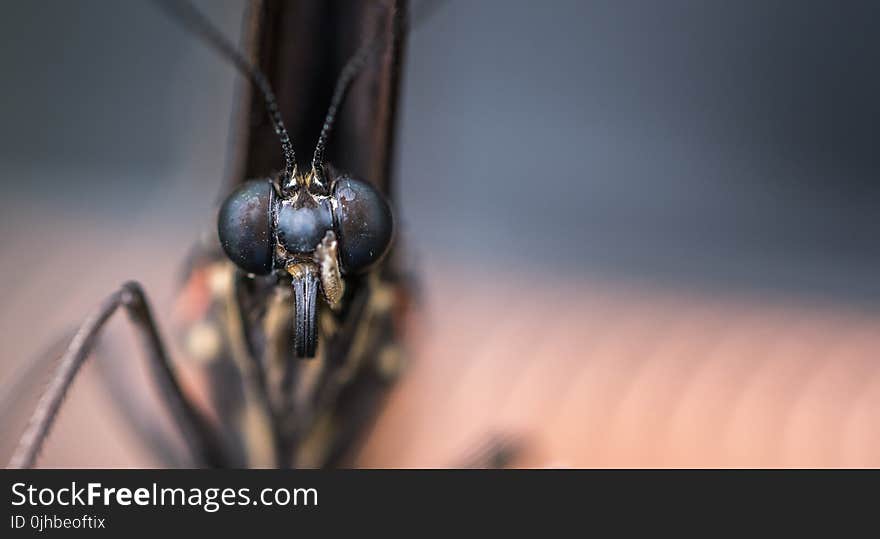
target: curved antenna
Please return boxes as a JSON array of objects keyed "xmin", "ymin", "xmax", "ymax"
[
  {"xmin": 311, "ymin": 4, "xmax": 406, "ymax": 180},
  {"xmin": 152, "ymin": 0, "xmax": 296, "ymax": 182},
  {"xmin": 310, "ymin": 39, "xmax": 382, "ymax": 179}
]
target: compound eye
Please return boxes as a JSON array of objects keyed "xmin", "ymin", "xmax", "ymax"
[
  {"xmin": 217, "ymin": 180, "xmax": 274, "ymax": 275},
  {"xmin": 332, "ymin": 177, "xmax": 394, "ymax": 273}
]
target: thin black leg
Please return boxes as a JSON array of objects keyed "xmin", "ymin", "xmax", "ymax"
[
  {"xmin": 8, "ymin": 281, "xmax": 229, "ymax": 469},
  {"xmin": 456, "ymin": 434, "xmax": 521, "ymax": 469}
]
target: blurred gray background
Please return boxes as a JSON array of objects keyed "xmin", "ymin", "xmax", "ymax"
[
  {"xmin": 1, "ymin": 0, "xmax": 879, "ymax": 466},
  {"xmin": 1, "ymin": 0, "xmax": 877, "ymax": 307}
]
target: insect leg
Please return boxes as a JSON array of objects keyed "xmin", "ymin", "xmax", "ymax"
[
  {"xmin": 8, "ymin": 282, "xmax": 229, "ymax": 469},
  {"xmin": 0, "ymin": 330, "xmax": 73, "ymax": 431},
  {"xmin": 92, "ymin": 341, "xmax": 194, "ymax": 468},
  {"xmin": 227, "ymin": 269, "xmax": 283, "ymax": 467},
  {"xmin": 455, "ymin": 434, "xmax": 522, "ymax": 469}
]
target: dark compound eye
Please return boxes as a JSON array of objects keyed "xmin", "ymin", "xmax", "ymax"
[
  {"xmin": 332, "ymin": 177, "xmax": 394, "ymax": 273},
  {"xmin": 217, "ymin": 179, "xmax": 274, "ymax": 275}
]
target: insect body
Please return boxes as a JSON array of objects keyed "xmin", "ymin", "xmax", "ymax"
[
  {"xmin": 9, "ymin": 0, "xmax": 407, "ymax": 469},
  {"xmin": 218, "ymin": 170, "xmax": 393, "ymax": 357},
  {"xmin": 188, "ymin": 0, "xmax": 399, "ymax": 359}
]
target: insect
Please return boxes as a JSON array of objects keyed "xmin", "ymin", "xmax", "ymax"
[{"xmin": 8, "ymin": 0, "xmax": 410, "ymax": 469}]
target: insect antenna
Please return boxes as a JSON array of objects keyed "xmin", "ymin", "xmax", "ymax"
[
  {"xmin": 8, "ymin": 283, "xmax": 229, "ymax": 469},
  {"xmin": 152, "ymin": 0, "xmax": 296, "ymax": 184},
  {"xmin": 310, "ymin": 38, "xmax": 382, "ymax": 184},
  {"xmin": 310, "ymin": 4, "xmax": 405, "ymax": 186}
]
